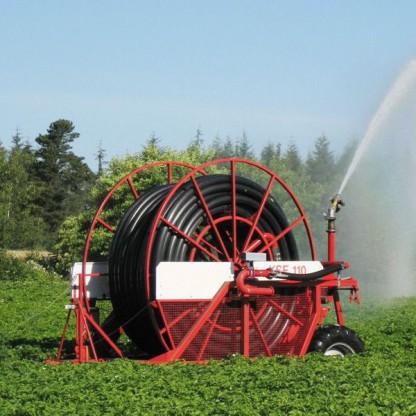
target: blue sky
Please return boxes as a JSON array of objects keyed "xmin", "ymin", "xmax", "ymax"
[{"xmin": 1, "ymin": 1, "xmax": 416, "ymax": 170}]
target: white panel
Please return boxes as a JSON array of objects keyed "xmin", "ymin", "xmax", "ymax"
[
  {"xmin": 70, "ymin": 262, "xmax": 109, "ymax": 299},
  {"xmin": 156, "ymin": 262, "xmax": 234, "ymax": 300}
]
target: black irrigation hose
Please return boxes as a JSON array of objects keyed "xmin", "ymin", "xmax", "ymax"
[
  {"xmin": 109, "ymin": 174, "xmax": 299, "ymax": 356},
  {"xmin": 274, "ymin": 263, "xmax": 345, "ymax": 281}
]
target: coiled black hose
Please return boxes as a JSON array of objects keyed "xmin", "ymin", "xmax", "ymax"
[{"xmin": 109, "ymin": 174, "xmax": 299, "ymax": 356}]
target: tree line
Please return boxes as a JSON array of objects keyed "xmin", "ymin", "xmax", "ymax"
[
  {"xmin": 0, "ymin": 119, "xmax": 356, "ymax": 272},
  {"xmin": 0, "ymin": 120, "xmax": 93, "ymax": 249}
]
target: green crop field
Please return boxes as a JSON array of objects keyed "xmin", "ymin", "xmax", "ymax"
[{"xmin": 1, "ymin": 256, "xmax": 415, "ymax": 415}]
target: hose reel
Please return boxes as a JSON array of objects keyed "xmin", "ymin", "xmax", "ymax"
[
  {"xmin": 109, "ymin": 173, "xmax": 303, "ymax": 355},
  {"xmin": 56, "ymin": 158, "xmax": 347, "ymax": 363},
  {"xmin": 95, "ymin": 159, "xmax": 314, "ymax": 359}
]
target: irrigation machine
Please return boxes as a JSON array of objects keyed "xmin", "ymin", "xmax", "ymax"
[{"xmin": 51, "ymin": 158, "xmax": 364, "ymax": 364}]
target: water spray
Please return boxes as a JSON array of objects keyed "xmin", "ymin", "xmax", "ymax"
[
  {"xmin": 338, "ymin": 59, "xmax": 416, "ymax": 195},
  {"xmin": 335, "ymin": 59, "xmax": 416, "ymax": 297}
]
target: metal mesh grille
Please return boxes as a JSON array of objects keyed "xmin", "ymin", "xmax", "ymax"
[{"xmin": 158, "ymin": 289, "xmax": 314, "ymax": 360}]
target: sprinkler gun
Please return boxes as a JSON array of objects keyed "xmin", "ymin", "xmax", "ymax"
[
  {"xmin": 324, "ymin": 194, "xmax": 345, "ymax": 262},
  {"xmin": 331, "ymin": 193, "xmax": 345, "ymax": 209},
  {"xmin": 324, "ymin": 194, "xmax": 345, "ymax": 224}
]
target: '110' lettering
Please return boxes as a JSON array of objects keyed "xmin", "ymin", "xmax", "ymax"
[{"xmin": 272, "ymin": 264, "xmax": 307, "ymax": 274}]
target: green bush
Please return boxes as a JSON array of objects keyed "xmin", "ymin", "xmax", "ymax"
[{"xmin": 0, "ymin": 250, "xmax": 56, "ymax": 281}]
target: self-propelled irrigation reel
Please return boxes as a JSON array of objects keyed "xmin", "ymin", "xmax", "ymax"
[{"xmin": 51, "ymin": 158, "xmax": 364, "ymax": 364}]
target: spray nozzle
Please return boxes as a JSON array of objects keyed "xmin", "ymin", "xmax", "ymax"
[
  {"xmin": 324, "ymin": 194, "xmax": 345, "ymax": 223},
  {"xmin": 330, "ymin": 194, "xmax": 345, "ymax": 213}
]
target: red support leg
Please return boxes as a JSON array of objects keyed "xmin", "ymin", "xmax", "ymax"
[
  {"xmin": 333, "ymin": 290, "xmax": 345, "ymax": 326},
  {"xmin": 241, "ymin": 296, "xmax": 250, "ymax": 357}
]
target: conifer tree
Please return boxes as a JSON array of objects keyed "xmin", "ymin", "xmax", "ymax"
[
  {"xmin": 306, "ymin": 135, "xmax": 335, "ymax": 184},
  {"xmin": 283, "ymin": 142, "xmax": 303, "ymax": 172},
  {"xmin": 34, "ymin": 120, "xmax": 94, "ymax": 244}
]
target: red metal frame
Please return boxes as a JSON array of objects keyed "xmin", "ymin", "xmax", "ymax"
[
  {"xmin": 145, "ymin": 158, "xmax": 316, "ymax": 292},
  {"xmin": 140, "ymin": 159, "xmax": 317, "ymax": 359},
  {"xmin": 50, "ymin": 158, "xmax": 360, "ymax": 364},
  {"xmin": 50, "ymin": 161, "xmax": 198, "ymax": 363}
]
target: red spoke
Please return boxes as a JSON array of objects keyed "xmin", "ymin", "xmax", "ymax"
[
  {"xmin": 231, "ymin": 161, "xmax": 237, "ymax": 260},
  {"xmin": 166, "ymin": 307, "xmax": 194, "ymax": 331},
  {"xmin": 192, "ymin": 232, "xmax": 222, "ymax": 256},
  {"xmin": 190, "ymin": 176, "xmax": 231, "ymax": 261},
  {"xmin": 167, "ymin": 163, "xmax": 173, "ymax": 183},
  {"xmin": 259, "ymin": 216, "xmax": 305, "ymax": 254},
  {"xmin": 225, "ymin": 228, "xmax": 241, "ymax": 258},
  {"xmin": 269, "ymin": 300, "xmax": 304, "ymax": 326},
  {"xmin": 197, "ymin": 309, "xmax": 221, "ymax": 361},
  {"xmin": 245, "ymin": 238, "xmax": 262, "ymax": 252},
  {"xmin": 159, "ymin": 305, "xmax": 196, "ymax": 349},
  {"xmin": 242, "ymin": 175, "xmax": 275, "ymax": 253},
  {"xmin": 97, "ymin": 217, "xmax": 115, "ymax": 233},
  {"xmin": 160, "ymin": 217, "xmax": 220, "ymax": 262},
  {"xmin": 157, "ymin": 301, "xmax": 177, "ymax": 348},
  {"xmin": 249, "ymin": 308, "xmax": 272, "ymax": 356},
  {"xmin": 127, "ymin": 177, "xmax": 139, "ymax": 200}
]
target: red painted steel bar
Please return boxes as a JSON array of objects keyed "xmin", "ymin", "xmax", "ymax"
[
  {"xmin": 160, "ymin": 217, "xmax": 221, "ymax": 262},
  {"xmin": 249, "ymin": 308, "xmax": 272, "ymax": 357},
  {"xmin": 259, "ymin": 216, "xmax": 305, "ymax": 254},
  {"xmin": 149, "ymin": 282, "xmax": 231, "ymax": 363},
  {"xmin": 126, "ymin": 177, "xmax": 139, "ymax": 200},
  {"xmin": 197, "ymin": 309, "xmax": 221, "ymax": 361},
  {"xmin": 190, "ymin": 175, "xmax": 232, "ymax": 261},
  {"xmin": 241, "ymin": 296, "xmax": 251, "ymax": 357},
  {"xmin": 242, "ymin": 175, "xmax": 275, "ymax": 253},
  {"xmin": 299, "ymin": 286, "xmax": 322, "ymax": 356},
  {"xmin": 268, "ymin": 299, "xmax": 304, "ymax": 327},
  {"xmin": 231, "ymin": 160, "xmax": 238, "ymax": 261}
]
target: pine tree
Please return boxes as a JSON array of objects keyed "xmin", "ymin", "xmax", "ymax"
[
  {"xmin": 283, "ymin": 142, "xmax": 303, "ymax": 172},
  {"xmin": 212, "ymin": 136, "xmax": 223, "ymax": 159},
  {"xmin": 0, "ymin": 142, "xmax": 8, "ymax": 247},
  {"xmin": 222, "ymin": 137, "xmax": 235, "ymax": 158},
  {"xmin": 260, "ymin": 142, "xmax": 274, "ymax": 167},
  {"xmin": 96, "ymin": 141, "xmax": 106, "ymax": 176},
  {"xmin": 306, "ymin": 135, "xmax": 335, "ymax": 184},
  {"xmin": 192, "ymin": 128, "xmax": 204, "ymax": 147},
  {"xmin": 235, "ymin": 132, "xmax": 254, "ymax": 159},
  {"xmin": 34, "ymin": 120, "xmax": 94, "ymax": 244}
]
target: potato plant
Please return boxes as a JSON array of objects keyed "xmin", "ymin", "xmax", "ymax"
[{"xmin": 0, "ymin": 257, "xmax": 415, "ymax": 415}]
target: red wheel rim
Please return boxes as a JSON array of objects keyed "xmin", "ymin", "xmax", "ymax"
[
  {"xmin": 81, "ymin": 161, "xmax": 199, "ymax": 306},
  {"xmin": 145, "ymin": 158, "xmax": 316, "ymax": 299}
]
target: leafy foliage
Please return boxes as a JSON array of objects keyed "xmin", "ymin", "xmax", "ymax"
[
  {"xmin": 54, "ymin": 135, "xmax": 353, "ymax": 270},
  {"xmin": 0, "ymin": 250, "xmax": 55, "ymax": 281},
  {"xmin": 54, "ymin": 141, "xmax": 216, "ymax": 274},
  {"xmin": 1, "ymin": 123, "xmax": 357, "ymax": 270},
  {"xmin": 0, "ymin": 258, "xmax": 415, "ymax": 415},
  {"xmin": 0, "ymin": 123, "xmax": 95, "ymax": 250},
  {"xmin": 0, "ymin": 132, "xmax": 47, "ymax": 248}
]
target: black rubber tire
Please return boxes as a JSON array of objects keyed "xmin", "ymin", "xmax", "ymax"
[{"xmin": 308, "ymin": 325, "xmax": 365, "ymax": 356}]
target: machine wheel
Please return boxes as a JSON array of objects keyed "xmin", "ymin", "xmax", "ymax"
[{"xmin": 308, "ymin": 325, "xmax": 364, "ymax": 356}]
